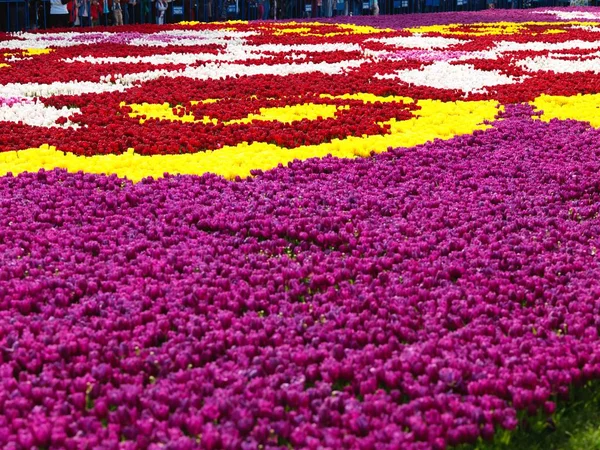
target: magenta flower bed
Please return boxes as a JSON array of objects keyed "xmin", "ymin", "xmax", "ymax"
[
  {"xmin": 2, "ymin": 103, "xmax": 600, "ymax": 448},
  {"xmin": 328, "ymin": 7, "xmax": 599, "ymax": 27}
]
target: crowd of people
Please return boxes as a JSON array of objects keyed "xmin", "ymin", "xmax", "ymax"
[
  {"xmin": 45, "ymin": 0, "xmax": 184, "ymax": 28},
  {"xmin": 3, "ymin": 0, "xmax": 309, "ymax": 33},
  {"xmin": 39, "ymin": 0, "xmax": 379, "ymax": 28},
  {"xmin": 5, "ymin": 0, "xmax": 594, "ymax": 32}
]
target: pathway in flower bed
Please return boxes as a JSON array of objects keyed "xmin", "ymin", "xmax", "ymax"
[{"xmin": 2, "ymin": 7, "xmax": 600, "ymax": 450}]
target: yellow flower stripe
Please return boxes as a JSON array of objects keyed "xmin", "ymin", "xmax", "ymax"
[
  {"xmin": 334, "ymin": 23, "xmax": 395, "ymax": 34},
  {"xmin": 227, "ymin": 104, "xmax": 346, "ymax": 125},
  {"xmin": 127, "ymin": 101, "xmax": 346, "ymax": 125},
  {"xmin": 178, "ymin": 20, "xmax": 392, "ymax": 36},
  {"xmin": 126, "ymin": 102, "xmax": 217, "ymax": 124},
  {"xmin": 531, "ymin": 93, "xmax": 600, "ymax": 128},
  {"xmin": 541, "ymin": 29, "xmax": 567, "ymax": 35},
  {"xmin": 272, "ymin": 27, "xmax": 313, "ymax": 35},
  {"xmin": 0, "ymin": 99, "xmax": 500, "ymax": 181},
  {"xmin": 3, "ymin": 48, "xmax": 54, "ymax": 57},
  {"xmin": 319, "ymin": 93, "xmax": 413, "ymax": 104},
  {"xmin": 406, "ymin": 21, "xmax": 600, "ymax": 36},
  {"xmin": 25, "ymin": 48, "xmax": 54, "ymax": 55},
  {"xmin": 270, "ymin": 22, "xmax": 394, "ymax": 36},
  {"xmin": 126, "ymin": 93, "xmax": 413, "ymax": 125}
]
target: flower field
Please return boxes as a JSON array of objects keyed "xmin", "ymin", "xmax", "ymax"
[{"xmin": 2, "ymin": 7, "xmax": 600, "ymax": 449}]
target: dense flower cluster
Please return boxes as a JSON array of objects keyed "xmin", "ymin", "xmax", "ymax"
[
  {"xmin": 2, "ymin": 12, "xmax": 600, "ymax": 179},
  {"xmin": 2, "ymin": 7, "xmax": 600, "ymax": 450}
]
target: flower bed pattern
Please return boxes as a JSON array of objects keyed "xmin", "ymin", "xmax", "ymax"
[{"xmin": 2, "ymin": 8, "xmax": 600, "ymax": 450}]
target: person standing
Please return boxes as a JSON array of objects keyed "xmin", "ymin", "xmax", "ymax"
[
  {"xmin": 101, "ymin": 0, "xmax": 110, "ymax": 24},
  {"xmin": 141, "ymin": 0, "xmax": 151, "ymax": 22},
  {"xmin": 77, "ymin": 0, "xmax": 91, "ymax": 25},
  {"xmin": 121, "ymin": 0, "xmax": 129, "ymax": 23},
  {"xmin": 128, "ymin": 0, "xmax": 136, "ymax": 22},
  {"xmin": 165, "ymin": 0, "xmax": 173, "ymax": 23},
  {"xmin": 156, "ymin": 0, "xmax": 167, "ymax": 23},
  {"xmin": 112, "ymin": 0, "xmax": 123, "ymax": 24},
  {"xmin": 91, "ymin": 0, "xmax": 101, "ymax": 25},
  {"xmin": 49, "ymin": 0, "xmax": 69, "ymax": 27},
  {"xmin": 261, "ymin": 0, "xmax": 268, "ymax": 18},
  {"xmin": 206, "ymin": 0, "xmax": 212, "ymax": 20},
  {"xmin": 69, "ymin": 0, "xmax": 79, "ymax": 25}
]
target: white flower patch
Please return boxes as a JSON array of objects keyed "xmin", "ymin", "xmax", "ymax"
[
  {"xmin": 142, "ymin": 29, "xmax": 255, "ymax": 39},
  {"xmin": 375, "ymin": 61, "xmax": 521, "ymax": 93},
  {"xmin": 0, "ymin": 81, "xmax": 127, "ymax": 98},
  {"xmin": 0, "ymin": 32, "xmax": 127, "ymax": 50},
  {"xmin": 455, "ymin": 50, "xmax": 501, "ymax": 61},
  {"xmin": 247, "ymin": 43, "xmax": 362, "ymax": 53},
  {"xmin": 493, "ymin": 39, "xmax": 600, "ymax": 53},
  {"xmin": 362, "ymin": 48, "xmax": 389, "ymax": 60},
  {"xmin": 284, "ymin": 54, "xmax": 308, "ymax": 61},
  {"xmin": 573, "ymin": 25, "xmax": 600, "ymax": 32},
  {"xmin": 518, "ymin": 54, "xmax": 600, "ymax": 73},
  {"xmin": 533, "ymin": 9, "xmax": 600, "ymax": 21},
  {"xmin": 63, "ymin": 43, "xmax": 362, "ymax": 66},
  {"xmin": 0, "ymin": 101, "xmax": 81, "ymax": 128},
  {"xmin": 64, "ymin": 51, "xmax": 272, "ymax": 65},
  {"xmin": 366, "ymin": 35, "xmax": 465, "ymax": 49},
  {"xmin": 126, "ymin": 37, "xmax": 242, "ymax": 48},
  {"xmin": 0, "ymin": 32, "xmax": 102, "ymax": 50},
  {"xmin": 0, "ymin": 59, "xmax": 365, "ymax": 98},
  {"xmin": 113, "ymin": 59, "xmax": 366, "ymax": 85},
  {"xmin": 126, "ymin": 29, "xmax": 254, "ymax": 47},
  {"xmin": 0, "ymin": 29, "xmax": 255, "ymax": 50}
]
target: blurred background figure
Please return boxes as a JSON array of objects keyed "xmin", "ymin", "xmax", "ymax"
[
  {"xmin": 113, "ymin": 0, "xmax": 123, "ymax": 24},
  {"xmin": 128, "ymin": 0, "xmax": 136, "ymax": 23},
  {"xmin": 121, "ymin": 0, "xmax": 129, "ymax": 23},
  {"xmin": 91, "ymin": 0, "xmax": 101, "ymax": 25},
  {"xmin": 156, "ymin": 0, "xmax": 167, "ymax": 23},
  {"xmin": 77, "ymin": 0, "xmax": 91, "ymax": 25},
  {"xmin": 141, "ymin": 0, "xmax": 151, "ymax": 22},
  {"xmin": 101, "ymin": 0, "xmax": 110, "ymax": 24},
  {"xmin": 49, "ymin": 0, "xmax": 69, "ymax": 27}
]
